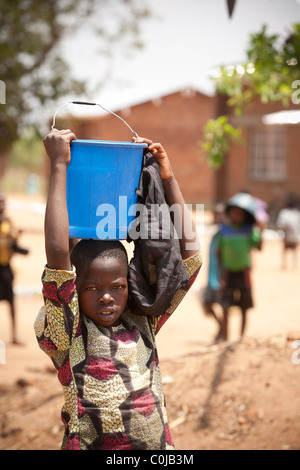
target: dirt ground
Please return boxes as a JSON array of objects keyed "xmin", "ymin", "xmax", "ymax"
[{"xmin": 1, "ymin": 194, "xmax": 300, "ymax": 451}]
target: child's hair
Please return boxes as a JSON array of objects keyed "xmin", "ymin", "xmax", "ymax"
[
  {"xmin": 70, "ymin": 239, "xmax": 128, "ymax": 285},
  {"xmin": 286, "ymin": 193, "xmax": 299, "ymax": 209}
]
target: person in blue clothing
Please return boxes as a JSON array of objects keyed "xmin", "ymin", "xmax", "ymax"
[
  {"xmin": 215, "ymin": 193, "xmax": 262, "ymax": 341},
  {"xmin": 202, "ymin": 203, "xmax": 225, "ymax": 342}
]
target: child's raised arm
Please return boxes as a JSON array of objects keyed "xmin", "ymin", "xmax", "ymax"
[
  {"xmin": 132, "ymin": 137, "xmax": 200, "ymax": 260},
  {"xmin": 43, "ymin": 129, "xmax": 76, "ymax": 271}
]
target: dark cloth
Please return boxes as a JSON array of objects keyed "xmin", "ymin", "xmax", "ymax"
[
  {"xmin": 127, "ymin": 151, "xmax": 189, "ymax": 317},
  {"xmin": 220, "ymin": 268, "xmax": 253, "ymax": 311},
  {"xmin": 0, "ymin": 265, "xmax": 14, "ymax": 302}
]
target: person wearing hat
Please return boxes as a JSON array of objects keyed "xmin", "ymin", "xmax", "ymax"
[{"xmin": 214, "ymin": 192, "xmax": 262, "ymax": 341}]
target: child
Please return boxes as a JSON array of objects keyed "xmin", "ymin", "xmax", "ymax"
[
  {"xmin": 34, "ymin": 129, "xmax": 201, "ymax": 450},
  {"xmin": 215, "ymin": 193, "xmax": 261, "ymax": 341},
  {"xmin": 276, "ymin": 193, "xmax": 300, "ymax": 270},
  {"xmin": 0, "ymin": 192, "xmax": 29, "ymax": 344}
]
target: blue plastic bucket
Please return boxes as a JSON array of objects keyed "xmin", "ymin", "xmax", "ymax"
[
  {"xmin": 66, "ymin": 139, "xmax": 147, "ymax": 240},
  {"xmin": 51, "ymin": 101, "xmax": 147, "ymax": 240}
]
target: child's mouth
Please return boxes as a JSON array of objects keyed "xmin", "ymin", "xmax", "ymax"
[{"xmin": 98, "ymin": 308, "xmax": 116, "ymax": 316}]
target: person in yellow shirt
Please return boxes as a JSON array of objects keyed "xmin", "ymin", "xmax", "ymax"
[{"xmin": 0, "ymin": 193, "xmax": 28, "ymax": 344}]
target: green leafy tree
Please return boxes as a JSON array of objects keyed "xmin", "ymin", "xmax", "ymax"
[
  {"xmin": 201, "ymin": 23, "xmax": 300, "ymax": 169},
  {"xmin": 201, "ymin": 116, "xmax": 244, "ymax": 169},
  {"xmin": 215, "ymin": 23, "xmax": 300, "ymax": 113},
  {"xmin": 0, "ymin": 0, "xmax": 151, "ymax": 173}
]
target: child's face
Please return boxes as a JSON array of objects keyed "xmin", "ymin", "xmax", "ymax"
[
  {"xmin": 228, "ymin": 206, "xmax": 247, "ymax": 225},
  {"xmin": 78, "ymin": 257, "xmax": 128, "ymax": 327}
]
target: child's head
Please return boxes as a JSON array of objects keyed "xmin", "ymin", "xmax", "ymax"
[
  {"xmin": 285, "ymin": 193, "xmax": 298, "ymax": 209},
  {"xmin": 226, "ymin": 205, "xmax": 248, "ymax": 225},
  {"xmin": 70, "ymin": 239, "xmax": 129, "ymax": 327},
  {"xmin": 226, "ymin": 193, "xmax": 256, "ymax": 226}
]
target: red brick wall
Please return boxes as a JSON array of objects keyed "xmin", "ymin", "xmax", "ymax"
[{"xmin": 67, "ymin": 90, "xmax": 216, "ymax": 204}]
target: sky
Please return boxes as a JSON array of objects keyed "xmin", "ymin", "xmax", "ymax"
[{"xmin": 55, "ymin": 0, "xmax": 300, "ymax": 120}]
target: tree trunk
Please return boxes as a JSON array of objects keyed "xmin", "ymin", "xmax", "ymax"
[{"xmin": 0, "ymin": 149, "xmax": 11, "ymax": 182}]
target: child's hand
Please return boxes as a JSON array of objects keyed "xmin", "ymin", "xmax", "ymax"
[
  {"xmin": 132, "ymin": 136, "xmax": 173, "ymax": 181},
  {"xmin": 44, "ymin": 129, "xmax": 77, "ymax": 167}
]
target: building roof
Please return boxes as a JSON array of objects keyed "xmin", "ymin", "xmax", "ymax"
[{"xmin": 54, "ymin": 86, "xmax": 213, "ymax": 122}]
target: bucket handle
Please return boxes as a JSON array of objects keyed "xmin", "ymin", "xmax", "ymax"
[{"xmin": 51, "ymin": 100, "xmax": 139, "ymax": 138}]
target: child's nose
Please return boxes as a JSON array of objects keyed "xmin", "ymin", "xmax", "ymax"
[{"xmin": 98, "ymin": 292, "xmax": 113, "ymax": 304}]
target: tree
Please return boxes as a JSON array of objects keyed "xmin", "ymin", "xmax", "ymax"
[
  {"xmin": 201, "ymin": 116, "xmax": 244, "ymax": 169},
  {"xmin": 201, "ymin": 23, "xmax": 300, "ymax": 169},
  {"xmin": 0, "ymin": 0, "xmax": 151, "ymax": 172}
]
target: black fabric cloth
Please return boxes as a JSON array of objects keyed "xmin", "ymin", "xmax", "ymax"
[{"xmin": 127, "ymin": 151, "xmax": 189, "ymax": 317}]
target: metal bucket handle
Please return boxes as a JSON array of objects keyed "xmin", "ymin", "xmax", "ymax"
[{"xmin": 51, "ymin": 100, "xmax": 139, "ymax": 138}]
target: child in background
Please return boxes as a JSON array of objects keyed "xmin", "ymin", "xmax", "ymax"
[
  {"xmin": 276, "ymin": 193, "xmax": 300, "ymax": 270},
  {"xmin": 34, "ymin": 129, "xmax": 201, "ymax": 450},
  {"xmin": 215, "ymin": 193, "xmax": 261, "ymax": 341}
]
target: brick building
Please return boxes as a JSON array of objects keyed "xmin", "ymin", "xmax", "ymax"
[
  {"xmin": 58, "ymin": 87, "xmax": 300, "ymax": 208},
  {"xmin": 215, "ymin": 94, "xmax": 300, "ymax": 207},
  {"xmin": 61, "ymin": 88, "xmax": 215, "ymax": 205}
]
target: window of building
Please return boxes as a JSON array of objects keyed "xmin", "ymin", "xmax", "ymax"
[{"xmin": 249, "ymin": 125, "xmax": 286, "ymax": 181}]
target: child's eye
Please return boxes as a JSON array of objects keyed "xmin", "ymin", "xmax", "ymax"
[
  {"xmin": 113, "ymin": 285, "xmax": 125, "ymax": 289},
  {"xmin": 86, "ymin": 286, "xmax": 97, "ymax": 291}
]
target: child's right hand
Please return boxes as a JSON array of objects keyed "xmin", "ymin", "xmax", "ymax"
[{"xmin": 43, "ymin": 129, "xmax": 77, "ymax": 167}]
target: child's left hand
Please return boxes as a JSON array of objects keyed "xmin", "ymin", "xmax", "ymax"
[{"xmin": 132, "ymin": 136, "xmax": 174, "ymax": 182}]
